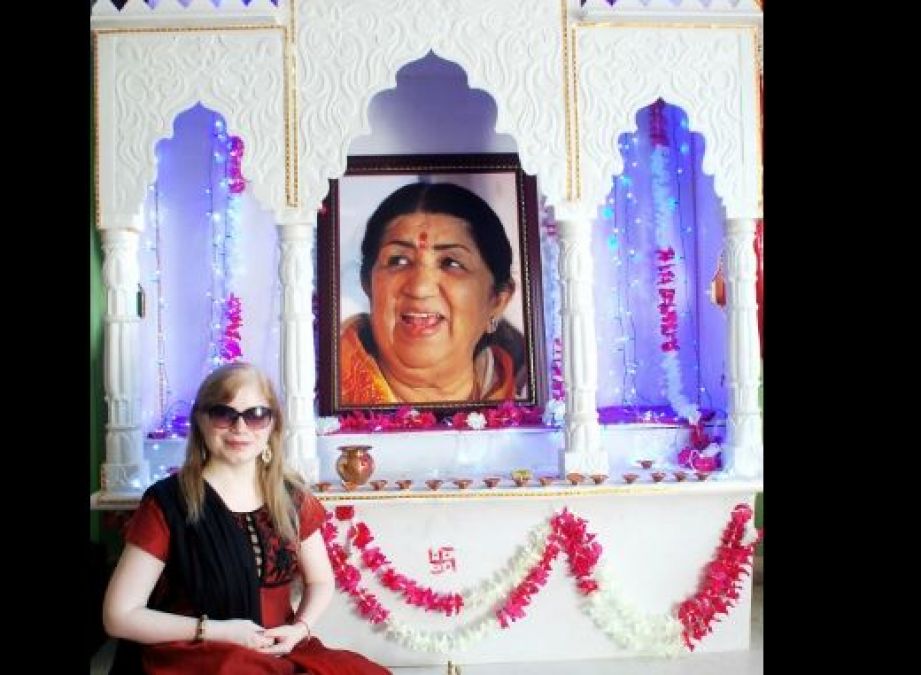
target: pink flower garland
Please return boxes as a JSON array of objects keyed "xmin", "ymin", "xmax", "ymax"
[
  {"xmin": 656, "ymin": 246, "xmax": 679, "ymax": 353},
  {"xmin": 496, "ymin": 509, "xmax": 601, "ymax": 627},
  {"xmin": 218, "ymin": 293, "xmax": 243, "ymax": 362},
  {"xmin": 675, "ymin": 420, "xmax": 723, "ymax": 472},
  {"xmin": 348, "ymin": 520, "xmax": 465, "ymax": 617},
  {"xmin": 451, "ymin": 401, "xmax": 543, "ymax": 430},
  {"xmin": 336, "ymin": 401, "xmax": 544, "ymax": 433},
  {"xmin": 539, "ymin": 195, "xmax": 565, "ymax": 403},
  {"xmin": 652, "ymin": 96, "xmax": 678, "ymax": 357},
  {"xmin": 677, "ymin": 504, "xmax": 763, "ymax": 650},
  {"xmin": 320, "ymin": 518, "xmax": 390, "ymax": 624},
  {"xmin": 226, "ymin": 135, "xmax": 246, "ymax": 194},
  {"xmin": 550, "ymin": 337, "xmax": 565, "ymax": 401},
  {"xmin": 322, "ymin": 507, "xmax": 602, "ymax": 626},
  {"xmin": 322, "ymin": 503, "xmax": 761, "ymax": 652},
  {"xmin": 338, "ymin": 406, "xmax": 438, "ymax": 433},
  {"xmin": 213, "ymin": 134, "xmax": 246, "ymax": 367}
]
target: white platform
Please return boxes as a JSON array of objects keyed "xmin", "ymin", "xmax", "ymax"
[
  {"xmin": 140, "ymin": 422, "xmax": 727, "ymax": 487},
  {"xmin": 311, "ymin": 486, "xmax": 758, "ymax": 667},
  {"xmin": 318, "ymin": 421, "xmax": 726, "ymax": 483}
]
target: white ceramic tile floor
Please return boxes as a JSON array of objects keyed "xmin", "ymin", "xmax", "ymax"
[{"xmin": 92, "ymin": 585, "xmax": 762, "ymax": 675}]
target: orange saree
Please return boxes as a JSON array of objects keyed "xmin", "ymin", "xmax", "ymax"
[{"xmin": 339, "ymin": 315, "xmax": 516, "ymax": 405}]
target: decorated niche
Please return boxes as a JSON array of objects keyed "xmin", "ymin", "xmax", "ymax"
[
  {"xmin": 91, "ymin": 0, "xmax": 763, "ymax": 493},
  {"xmin": 592, "ymin": 101, "xmax": 728, "ymax": 419},
  {"xmin": 138, "ymin": 104, "xmax": 282, "ymax": 479}
]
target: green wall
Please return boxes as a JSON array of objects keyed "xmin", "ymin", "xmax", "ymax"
[
  {"xmin": 90, "ymin": 204, "xmax": 105, "ymax": 543},
  {"xmin": 90, "ymin": 58, "xmax": 104, "ymax": 543}
]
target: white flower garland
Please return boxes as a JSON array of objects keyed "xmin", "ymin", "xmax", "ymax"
[
  {"xmin": 338, "ymin": 518, "xmax": 692, "ymax": 656},
  {"xmin": 347, "ymin": 521, "xmax": 552, "ymax": 611},
  {"xmin": 383, "ymin": 614, "xmax": 502, "ymax": 654},
  {"xmin": 460, "ymin": 522, "xmax": 551, "ymax": 609},
  {"xmin": 347, "ymin": 523, "xmax": 552, "ymax": 654},
  {"xmin": 583, "ymin": 566, "xmax": 685, "ymax": 657},
  {"xmin": 650, "ymin": 146, "xmax": 700, "ymax": 426}
]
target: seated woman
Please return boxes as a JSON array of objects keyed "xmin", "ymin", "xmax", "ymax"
[
  {"xmin": 103, "ymin": 362, "xmax": 390, "ymax": 675},
  {"xmin": 340, "ymin": 181, "xmax": 527, "ymax": 405}
]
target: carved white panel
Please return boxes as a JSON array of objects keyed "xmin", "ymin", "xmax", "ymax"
[
  {"xmin": 294, "ymin": 0, "xmax": 567, "ymax": 213},
  {"xmin": 94, "ymin": 28, "xmax": 287, "ymax": 228},
  {"xmin": 580, "ymin": 0, "xmax": 763, "ymax": 18},
  {"xmin": 92, "ymin": 0, "xmax": 286, "ymax": 24},
  {"xmin": 579, "ymin": 0, "xmax": 764, "ymax": 71},
  {"xmin": 576, "ymin": 26, "xmax": 761, "ymax": 218}
]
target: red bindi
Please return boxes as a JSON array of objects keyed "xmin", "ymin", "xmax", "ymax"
[{"xmin": 418, "ymin": 231, "xmax": 429, "ymax": 249}]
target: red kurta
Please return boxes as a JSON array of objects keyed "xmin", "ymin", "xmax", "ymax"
[{"xmin": 124, "ymin": 492, "xmax": 390, "ymax": 675}]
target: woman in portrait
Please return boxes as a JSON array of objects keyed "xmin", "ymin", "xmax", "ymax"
[{"xmin": 340, "ymin": 181, "xmax": 527, "ymax": 405}]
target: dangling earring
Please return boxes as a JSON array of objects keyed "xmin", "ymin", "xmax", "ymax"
[
  {"xmin": 200, "ymin": 448, "xmax": 208, "ymax": 463},
  {"xmin": 261, "ymin": 446, "xmax": 273, "ymax": 464},
  {"xmin": 487, "ymin": 316, "xmax": 498, "ymax": 334}
]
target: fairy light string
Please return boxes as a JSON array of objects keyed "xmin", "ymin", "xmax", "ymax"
[
  {"xmin": 151, "ymin": 183, "xmax": 170, "ymax": 427},
  {"xmin": 146, "ymin": 112, "xmax": 248, "ymax": 440},
  {"xmin": 207, "ymin": 118, "xmax": 247, "ymax": 370}
]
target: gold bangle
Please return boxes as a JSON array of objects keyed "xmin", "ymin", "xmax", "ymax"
[
  {"xmin": 294, "ymin": 617, "xmax": 311, "ymax": 641},
  {"xmin": 194, "ymin": 614, "xmax": 208, "ymax": 642}
]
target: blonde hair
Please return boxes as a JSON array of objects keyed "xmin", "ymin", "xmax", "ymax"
[{"xmin": 178, "ymin": 362, "xmax": 307, "ymax": 543}]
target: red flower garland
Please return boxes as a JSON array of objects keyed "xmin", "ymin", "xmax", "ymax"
[
  {"xmin": 496, "ymin": 509, "xmax": 601, "ymax": 627},
  {"xmin": 323, "ymin": 507, "xmax": 602, "ymax": 625},
  {"xmin": 656, "ymin": 246, "xmax": 679, "ymax": 353},
  {"xmin": 347, "ymin": 519, "xmax": 465, "ymax": 617},
  {"xmin": 677, "ymin": 504, "xmax": 763, "ymax": 650},
  {"xmin": 651, "ymin": 98, "xmax": 674, "ymax": 354},
  {"xmin": 321, "ymin": 504, "xmax": 760, "ymax": 652},
  {"xmin": 335, "ymin": 401, "xmax": 544, "ymax": 433},
  {"xmin": 451, "ymin": 401, "xmax": 544, "ymax": 430},
  {"xmin": 226, "ymin": 135, "xmax": 246, "ymax": 194},
  {"xmin": 676, "ymin": 420, "xmax": 723, "ymax": 472},
  {"xmin": 320, "ymin": 519, "xmax": 390, "ymax": 624},
  {"xmin": 338, "ymin": 406, "xmax": 438, "ymax": 433},
  {"xmin": 550, "ymin": 337, "xmax": 565, "ymax": 401},
  {"xmin": 219, "ymin": 293, "xmax": 243, "ymax": 362}
]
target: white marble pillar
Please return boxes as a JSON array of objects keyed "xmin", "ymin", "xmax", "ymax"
[
  {"xmin": 277, "ymin": 217, "xmax": 319, "ymax": 483},
  {"xmin": 100, "ymin": 227, "xmax": 149, "ymax": 492},
  {"xmin": 555, "ymin": 201, "xmax": 607, "ymax": 475},
  {"xmin": 723, "ymin": 217, "xmax": 763, "ymax": 478}
]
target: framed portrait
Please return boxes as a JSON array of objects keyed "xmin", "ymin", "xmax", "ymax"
[{"xmin": 317, "ymin": 153, "xmax": 546, "ymax": 416}]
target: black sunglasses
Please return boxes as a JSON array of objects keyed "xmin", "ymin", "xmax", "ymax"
[{"xmin": 204, "ymin": 404, "xmax": 274, "ymax": 430}]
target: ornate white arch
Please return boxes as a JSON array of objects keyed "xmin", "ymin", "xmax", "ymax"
[
  {"xmin": 93, "ymin": 26, "xmax": 289, "ymax": 229},
  {"xmin": 293, "ymin": 0, "xmax": 568, "ymax": 214},
  {"xmin": 574, "ymin": 24, "xmax": 762, "ymax": 219}
]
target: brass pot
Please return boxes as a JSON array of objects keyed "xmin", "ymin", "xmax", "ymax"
[{"xmin": 335, "ymin": 445, "xmax": 375, "ymax": 486}]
